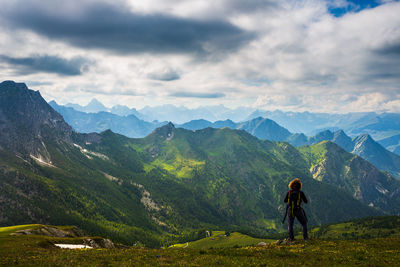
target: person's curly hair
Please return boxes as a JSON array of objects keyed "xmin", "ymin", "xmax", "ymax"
[{"xmin": 288, "ymin": 178, "xmax": 302, "ymax": 190}]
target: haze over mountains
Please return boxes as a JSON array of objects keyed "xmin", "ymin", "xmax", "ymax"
[
  {"xmin": 60, "ymin": 98, "xmax": 400, "ymax": 142},
  {"xmin": 2, "ymin": 81, "xmax": 400, "ymax": 247},
  {"xmin": 50, "ymin": 101, "xmax": 166, "ymax": 138},
  {"xmin": 63, "ymin": 99, "xmax": 255, "ymax": 123},
  {"xmin": 51, "ymin": 100, "xmax": 400, "ymax": 179}
]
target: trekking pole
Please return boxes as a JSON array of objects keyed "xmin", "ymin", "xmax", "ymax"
[{"xmin": 282, "ymin": 205, "xmax": 289, "ymax": 224}]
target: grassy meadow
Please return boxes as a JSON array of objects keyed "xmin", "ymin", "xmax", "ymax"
[{"xmin": 1, "ymin": 218, "xmax": 400, "ymax": 266}]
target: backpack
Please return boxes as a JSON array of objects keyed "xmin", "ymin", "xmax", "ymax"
[{"xmin": 288, "ymin": 190, "xmax": 302, "ymax": 216}]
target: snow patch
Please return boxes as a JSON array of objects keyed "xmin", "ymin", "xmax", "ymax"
[
  {"xmin": 166, "ymin": 132, "xmax": 174, "ymax": 141},
  {"xmin": 54, "ymin": 244, "xmax": 93, "ymax": 249}
]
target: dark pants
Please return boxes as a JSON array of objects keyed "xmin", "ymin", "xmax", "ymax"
[{"xmin": 288, "ymin": 209, "xmax": 308, "ymax": 240}]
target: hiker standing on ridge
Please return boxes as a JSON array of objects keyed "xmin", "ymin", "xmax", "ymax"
[{"xmin": 283, "ymin": 178, "xmax": 308, "ymax": 241}]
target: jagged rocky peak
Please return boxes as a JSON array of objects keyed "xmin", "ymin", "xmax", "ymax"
[
  {"xmin": 253, "ymin": 116, "xmax": 265, "ymax": 122},
  {"xmin": 0, "ymin": 80, "xmax": 73, "ymax": 157},
  {"xmin": 251, "ymin": 117, "xmax": 275, "ymax": 125},
  {"xmin": 334, "ymin": 129, "xmax": 347, "ymax": 137},
  {"xmin": 153, "ymin": 122, "xmax": 175, "ymax": 139},
  {"xmin": 86, "ymin": 98, "xmax": 107, "ymax": 112},
  {"xmin": 354, "ymin": 134, "xmax": 374, "ymax": 143},
  {"xmin": 0, "ymin": 81, "xmax": 67, "ymax": 127},
  {"xmin": 316, "ymin": 129, "xmax": 334, "ymax": 138},
  {"xmin": 332, "ymin": 130, "xmax": 353, "ymax": 152}
]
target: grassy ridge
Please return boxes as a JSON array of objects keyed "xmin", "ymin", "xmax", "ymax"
[
  {"xmin": 170, "ymin": 231, "xmax": 274, "ymax": 249},
  {"xmin": 0, "ymin": 224, "xmax": 42, "ymax": 235}
]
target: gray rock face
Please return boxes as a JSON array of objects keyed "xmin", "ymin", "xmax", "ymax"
[
  {"xmin": 352, "ymin": 134, "xmax": 400, "ymax": 179},
  {"xmin": 0, "ymin": 81, "xmax": 73, "ymax": 159},
  {"xmin": 153, "ymin": 122, "xmax": 175, "ymax": 139},
  {"xmin": 84, "ymin": 238, "xmax": 115, "ymax": 248}
]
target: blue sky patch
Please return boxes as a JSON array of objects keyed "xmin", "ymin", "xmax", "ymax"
[{"xmin": 328, "ymin": 0, "xmax": 383, "ymax": 17}]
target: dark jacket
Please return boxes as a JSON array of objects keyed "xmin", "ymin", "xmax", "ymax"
[{"xmin": 284, "ymin": 190, "xmax": 308, "ymax": 207}]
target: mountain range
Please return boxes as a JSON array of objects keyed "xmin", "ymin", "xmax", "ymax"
[
  {"xmin": 49, "ymin": 102, "xmax": 400, "ymax": 178},
  {"xmin": 64, "ymin": 100, "xmax": 254, "ymax": 123},
  {"xmin": 178, "ymin": 117, "xmax": 400, "ymax": 179},
  {"xmin": 1, "ymin": 81, "xmax": 400, "ymax": 247},
  {"xmin": 247, "ymin": 110, "xmax": 400, "ymax": 139},
  {"xmin": 50, "ymin": 100, "xmax": 166, "ymax": 138},
  {"xmin": 62, "ymin": 99, "xmax": 400, "ymax": 144},
  {"xmin": 54, "ymin": 100, "xmax": 400, "ymax": 155},
  {"xmin": 288, "ymin": 129, "xmax": 400, "ymax": 179}
]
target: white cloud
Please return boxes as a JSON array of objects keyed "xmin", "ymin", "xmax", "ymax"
[{"xmin": 0, "ymin": 0, "xmax": 399, "ymax": 112}]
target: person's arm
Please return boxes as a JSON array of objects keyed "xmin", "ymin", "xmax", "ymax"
[
  {"xmin": 301, "ymin": 191, "xmax": 308, "ymax": 203},
  {"xmin": 284, "ymin": 192, "xmax": 289, "ymax": 203}
]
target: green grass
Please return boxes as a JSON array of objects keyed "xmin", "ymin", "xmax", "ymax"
[
  {"xmin": 151, "ymin": 155, "xmax": 205, "ymax": 179},
  {"xmin": 170, "ymin": 231, "xmax": 274, "ymax": 249},
  {"xmin": 310, "ymin": 216, "xmax": 400, "ymax": 240},
  {"xmin": 0, "ymin": 224, "xmax": 41, "ymax": 235},
  {"xmin": 1, "ymin": 223, "xmax": 400, "ymax": 266}
]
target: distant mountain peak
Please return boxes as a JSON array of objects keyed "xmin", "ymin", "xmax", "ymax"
[
  {"xmin": 353, "ymin": 134, "xmax": 374, "ymax": 144},
  {"xmin": 237, "ymin": 116, "xmax": 291, "ymax": 141},
  {"xmin": 317, "ymin": 129, "xmax": 334, "ymax": 136},
  {"xmin": 252, "ymin": 116, "xmax": 275, "ymax": 124},
  {"xmin": 64, "ymin": 98, "xmax": 108, "ymax": 113},
  {"xmin": 86, "ymin": 98, "xmax": 107, "ymax": 111},
  {"xmin": 88, "ymin": 98, "xmax": 102, "ymax": 104},
  {"xmin": 331, "ymin": 129, "xmax": 353, "ymax": 152},
  {"xmin": 334, "ymin": 129, "xmax": 346, "ymax": 135}
]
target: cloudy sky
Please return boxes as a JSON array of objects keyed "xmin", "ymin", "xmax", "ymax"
[{"xmin": 1, "ymin": 0, "xmax": 400, "ymax": 113}]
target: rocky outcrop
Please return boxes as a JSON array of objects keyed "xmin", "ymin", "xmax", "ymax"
[
  {"xmin": 83, "ymin": 238, "xmax": 115, "ymax": 248},
  {"xmin": 152, "ymin": 122, "xmax": 175, "ymax": 139},
  {"xmin": 308, "ymin": 142, "xmax": 400, "ymax": 214}
]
